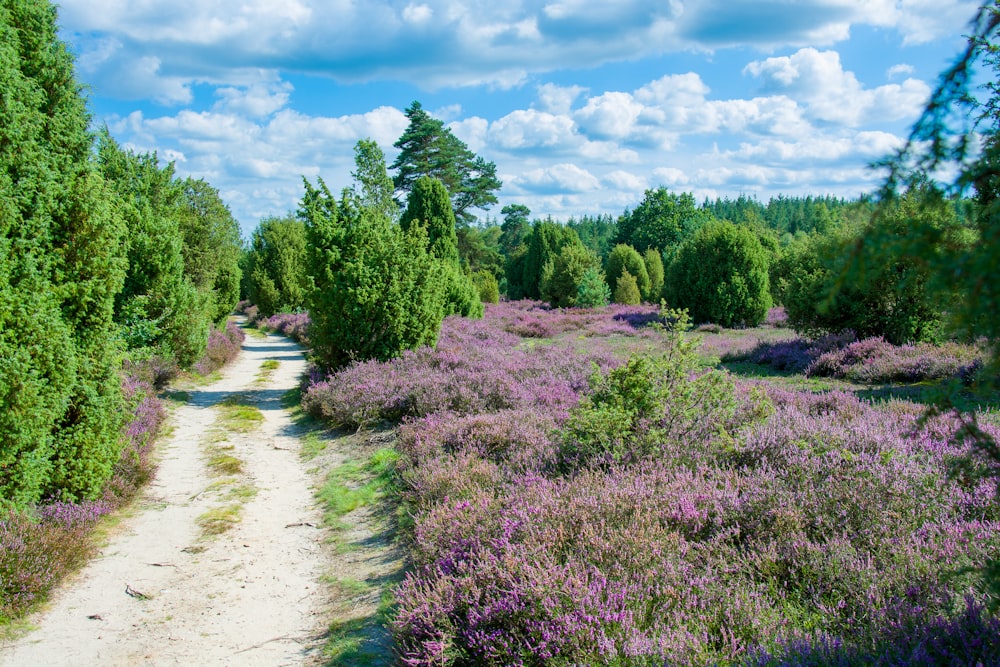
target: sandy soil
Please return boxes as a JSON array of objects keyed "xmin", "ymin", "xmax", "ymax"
[{"xmin": 1, "ymin": 323, "xmax": 340, "ymax": 666}]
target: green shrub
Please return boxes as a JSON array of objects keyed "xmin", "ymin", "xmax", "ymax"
[
  {"xmin": 560, "ymin": 310, "xmax": 752, "ymax": 470},
  {"xmin": 605, "ymin": 244, "xmax": 650, "ymax": 301},
  {"xmin": 303, "ymin": 142, "xmax": 448, "ymax": 370},
  {"xmin": 540, "ymin": 243, "xmax": 602, "ymax": 308},
  {"xmin": 643, "ymin": 247, "xmax": 664, "ymax": 302},
  {"xmin": 613, "ymin": 269, "xmax": 642, "ymax": 305},
  {"xmin": 782, "ymin": 187, "xmax": 951, "ymax": 344},
  {"xmin": 472, "ymin": 270, "xmax": 500, "ymax": 304},
  {"xmin": 665, "ymin": 220, "xmax": 772, "ymax": 327},
  {"xmin": 575, "ymin": 266, "xmax": 611, "ymax": 308}
]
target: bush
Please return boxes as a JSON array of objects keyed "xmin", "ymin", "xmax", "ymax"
[
  {"xmin": 575, "ymin": 266, "xmax": 611, "ymax": 308},
  {"xmin": 612, "ymin": 269, "xmax": 642, "ymax": 305},
  {"xmin": 472, "ymin": 270, "xmax": 500, "ymax": 304},
  {"xmin": 605, "ymin": 244, "xmax": 650, "ymax": 300},
  {"xmin": 302, "ymin": 144, "xmax": 449, "ymax": 370},
  {"xmin": 540, "ymin": 243, "xmax": 602, "ymax": 308},
  {"xmin": 781, "ymin": 187, "xmax": 950, "ymax": 344},
  {"xmin": 666, "ymin": 219, "xmax": 772, "ymax": 327},
  {"xmin": 643, "ymin": 247, "xmax": 664, "ymax": 302}
]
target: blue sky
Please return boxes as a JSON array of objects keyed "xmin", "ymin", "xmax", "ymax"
[{"xmin": 57, "ymin": 0, "xmax": 983, "ymax": 237}]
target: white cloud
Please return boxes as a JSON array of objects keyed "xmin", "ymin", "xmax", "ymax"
[
  {"xmin": 214, "ymin": 78, "xmax": 293, "ymax": 118},
  {"xmin": 745, "ymin": 48, "xmax": 930, "ymax": 125},
  {"xmin": 513, "ymin": 163, "xmax": 602, "ymax": 194},
  {"xmin": 402, "ymin": 3, "xmax": 433, "ymax": 24},
  {"xmin": 536, "ymin": 83, "xmax": 587, "ymax": 114},
  {"xmin": 887, "ymin": 63, "xmax": 915, "ymax": 79},
  {"xmin": 58, "ymin": 0, "xmax": 979, "ymax": 97}
]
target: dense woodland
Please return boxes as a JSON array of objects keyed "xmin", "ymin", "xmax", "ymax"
[{"xmin": 4, "ymin": 0, "xmax": 1000, "ymax": 662}]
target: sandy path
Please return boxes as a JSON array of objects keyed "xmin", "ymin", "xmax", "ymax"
[{"xmin": 1, "ymin": 322, "xmax": 330, "ymax": 666}]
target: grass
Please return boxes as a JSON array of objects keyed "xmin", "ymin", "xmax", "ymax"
[
  {"xmin": 301, "ymin": 432, "xmax": 327, "ymax": 460},
  {"xmin": 245, "ymin": 327, "xmax": 268, "ymax": 339},
  {"xmin": 196, "ymin": 504, "xmax": 243, "ymax": 536},
  {"xmin": 322, "ymin": 583, "xmax": 398, "ymax": 666},
  {"xmin": 215, "ymin": 394, "xmax": 264, "ymax": 432}
]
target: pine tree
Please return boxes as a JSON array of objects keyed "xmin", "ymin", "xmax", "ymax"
[{"xmin": 391, "ymin": 101, "xmax": 501, "ymax": 224}]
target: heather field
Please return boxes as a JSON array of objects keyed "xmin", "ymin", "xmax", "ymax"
[{"xmin": 302, "ymin": 301, "xmax": 1000, "ymax": 666}]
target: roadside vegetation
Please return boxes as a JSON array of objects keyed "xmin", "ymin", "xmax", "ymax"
[{"xmin": 5, "ymin": 0, "xmax": 1000, "ymax": 663}]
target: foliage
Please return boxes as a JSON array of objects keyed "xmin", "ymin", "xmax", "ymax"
[
  {"xmin": 402, "ymin": 174, "xmax": 483, "ymax": 318},
  {"xmin": 612, "ymin": 269, "xmax": 641, "ymax": 305},
  {"xmin": 521, "ymin": 220, "xmax": 580, "ymax": 300},
  {"xmin": 783, "ymin": 187, "xmax": 952, "ymax": 344},
  {"xmin": 175, "ymin": 177, "xmax": 242, "ymax": 324},
  {"xmin": 575, "ymin": 266, "xmax": 611, "ymax": 308},
  {"xmin": 567, "ymin": 213, "xmax": 617, "ymax": 260},
  {"xmin": 401, "ymin": 176, "xmax": 460, "ymax": 264},
  {"xmin": 604, "ymin": 243, "xmax": 650, "ymax": 300},
  {"xmin": 643, "ymin": 246, "xmax": 664, "ymax": 302},
  {"xmin": 0, "ymin": 0, "xmax": 127, "ymax": 506},
  {"xmin": 615, "ymin": 187, "xmax": 710, "ymax": 258},
  {"xmin": 391, "ymin": 101, "xmax": 501, "ymax": 224},
  {"xmin": 303, "ymin": 141, "xmax": 448, "ymax": 370},
  {"xmin": 560, "ymin": 310, "xmax": 748, "ymax": 469},
  {"xmin": 471, "ymin": 269, "xmax": 500, "ymax": 304},
  {"xmin": 242, "ymin": 214, "xmax": 310, "ymax": 317},
  {"xmin": 386, "ymin": 305, "xmax": 998, "ymax": 665},
  {"xmin": 540, "ymin": 243, "xmax": 602, "ymax": 308},
  {"xmin": 666, "ymin": 219, "xmax": 772, "ymax": 327}
]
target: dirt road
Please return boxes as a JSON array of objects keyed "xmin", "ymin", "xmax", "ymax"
[{"xmin": 1, "ymin": 324, "xmax": 337, "ymax": 666}]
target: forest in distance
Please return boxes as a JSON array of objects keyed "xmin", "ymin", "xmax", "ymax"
[{"xmin": 3, "ymin": 0, "xmax": 1000, "ymax": 664}]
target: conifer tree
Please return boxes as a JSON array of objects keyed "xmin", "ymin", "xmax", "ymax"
[
  {"xmin": 304, "ymin": 141, "xmax": 447, "ymax": 370},
  {"xmin": 391, "ymin": 101, "xmax": 501, "ymax": 224},
  {"xmin": 0, "ymin": 0, "xmax": 126, "ymax": 505}
]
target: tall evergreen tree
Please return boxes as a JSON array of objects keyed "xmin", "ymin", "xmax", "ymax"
[
  {"xmin": 304, "ymin": 142, "xmax": 447, "ymax": 370},
  {"xmin": 401, "ymin": 176, "xmax": 460, "ymax": 264},
  {"xmin": 391, "ymin": 101, "xmax": 501, "ymax": 224},
  {"xmin": 0, "ymin": 0, "xmax": 127, "ymax": 505}
]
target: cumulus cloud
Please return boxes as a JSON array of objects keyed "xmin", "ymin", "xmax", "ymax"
[
  {"xmin": 512, "ymin": 163, "xmax": 602, "ymax": 194},
  {"xmin": 57, "ymin": 0, "xmax": 979, "ymax": 96},
  {"xmin": 744, "ymin": 48, "xmax": 930, "ymax": 125}
]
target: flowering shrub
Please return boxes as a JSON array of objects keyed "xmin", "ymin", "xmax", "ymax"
[
  {"xmin": 193, "ymin": 319, "xmax": 245, "ymax": 375},
  {"xmin": 807, "ymin": 337, "xmax": 982, "ymax": 384},
  {"xmin": 393, "ymin": 383, "xmax": 1000, "ymax": 665},
  {"xmin": 728, "ymin": 333, "xmax": 982, "ymax": 384},
  {"xmin": 258, "ymin": 311, "xmax": 311, "ymax": 345},
  {"xmin": 302, "ymin": 312, "xmax": 620, "ymax": 428}
]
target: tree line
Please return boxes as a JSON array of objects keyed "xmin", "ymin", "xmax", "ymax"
[{"xmin": 0, "ymin": 0, "xmax": 242, "ymax": 508}]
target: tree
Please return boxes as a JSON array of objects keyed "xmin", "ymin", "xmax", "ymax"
[
  {"xmin": 643, "ymin": 247, "xmax": 664, "ymax": 302},
  {"xmin": 401, "ymin": 174, "xmax": 483, "ymax": 318},
  {"xmin": 243, "ymin": 215, "xmax": 310, "ymax": 317},
  {"xmin": 666, "ymin": 220, "xmax": 772, "ymax": 327},
  {"xmin": 540, "ymin": 243, "xmax": 602, "ymax": 308},
  {"xmin": 783, "ymin": 185, "xmax": 951, "ymax": 344},
  {"xmin": 303, "ymin": 142, "xmax": 448, "ymax": 370},
  {"xmin": 401, "ymin": 176, "xmax": 460, "ymax": 263},
  {"xmin": 1, "ymin": 0, "xmax": 126, "ymax": 505},
  {"xmin": 499, "ymin": 204, "xmax": 531, "ymax": 256},
  {"xmin": 604, "ymin": 244, "xmax": 650, "ymax": 301},
  {"xmin": 522, "ymin": 220, "xmax": 579, "ymax": 300},
  {"xmin": 175, "ymin": 177, "xmax": 242, "ymax": 324},
  {"xmin": 391, "ymin": 101, "xmax": 501, "ymax": 224},
  {"xmin": 615, "ymin": 188, "xmax": 710, "ymax": 258}
]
